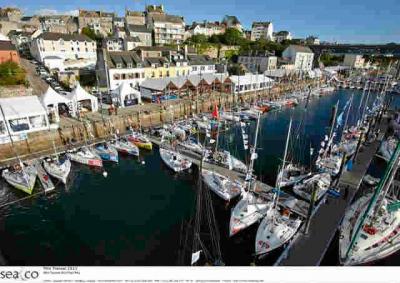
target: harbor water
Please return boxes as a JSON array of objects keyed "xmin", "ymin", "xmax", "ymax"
[{"xmin": 0, "ymin": 89, "xmax": 398, "ymax": 266}]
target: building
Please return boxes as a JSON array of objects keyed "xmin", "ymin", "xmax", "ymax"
[
  {"xmin": 19, "ymin": 16, "xmax": 42, "ymax": 32},
  {"xmin": 274, "ymin": 31, "xmax": 292, "ymax": 43},
  {"xmin": 102, "ymin": 36, "xmax": 124, "ymax": 52},
  {"xmin": 0, "ymin": 96, "xmax": 49, "ymax": 141},
  {"xmin": 113, "ymin": 17, "xmax": 125, "ymax": 29},
  {"xmin": 127, "ymin": 25, "xmax": 152, "ymax": 46},
  {"xmin": 306, "ymin": 36, "xmax": 320, "ymax": 45},
  {"xmin": 104, "ymin": 50, "xmax": 146, "ymax": 90},
  {"xmin": 40, "ymin": 15, "xmax": 78, "ymax": 34},
  {"xmin": 7, "ymin": 30, "xmax": 32, "ymax": 51},
  {"xmin": 125, "ymin": 10, "xmax": 146, "ymax": 25},
  {"xmin": 78, "ymin": 10, "xmax": 115, "ymax": 37},
  {"xmin": 187, "ymin": 21, "xmax": 225, "ymax": 37},
  {"xmin": 187, "ymin": 54, "xmax": 216, "ymax": 75},
  {"xmin": 238, "ymin": 52, "xmax": 277, "ymax": 73},
  {"xmin": 0, "ymin": 7, "xmax": 22, "ymax": 22},
  {"xmin": 146, "ymin": 5, "xmax": 185, "ymax": 45},
  {"xmin": 282, "ymin": 45, "xmax": 314, "ymax": 71},
  {"xmin": 135, "ymin": 46, "xmax": 177, "ymax": 60},
  {"xmin": 124, "ymin": 36, "xmax": 141, "ymax": 51},
  {"xmin": 250, "ymin": 22, "xmax": 273, "ymax": 41},
  {"xmin": 0, "ymin": 40, "xmax": 20, "ymax": 64},
  {"xmin": 230, "ymin": 73, "xmax": 274, "ymax": 94},
  {"xmin": 222, "ymin": 15, "xmax": 242, "ymax": 32},
  {"xmin": 343, "ymin": 54, "xmax": 365, "ymax": 69},
  {"xmin": 30, "ymin": 32, "xmax": 97, "ymax": 66}
]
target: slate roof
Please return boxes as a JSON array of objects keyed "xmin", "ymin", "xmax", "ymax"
[
  {"xmin": 187, "ymin": 54, "xmax": 214, "ymax": 65},
  {"xmin": 150, "ymin": 14, "xmax": 184, "ymax": 24},
  {"xmin": 38, "ymin": 32, "xmax": 93, "ymax": 42},
  {"xmin": 106, "ymin": 51, "xmax": 144, "ymax": 68},
  {"xmin": 128, "ymin": 24, "xmax": 152, "ymax": 34}
]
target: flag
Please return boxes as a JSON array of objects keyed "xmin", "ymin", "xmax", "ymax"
[
  {"xmin": 212, "ymin": 104, "xmax": 219, "ymax": 119},
  {"xmin": 191, "ymin": 250, "xmax": 202, "ymax": 265}
]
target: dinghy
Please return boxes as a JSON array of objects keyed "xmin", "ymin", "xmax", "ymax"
[
  {"xmin": 94, "ymin": 143, "xmax": 119, "ymax": 162},
  {"xmin": 202, "ymin": 169, "xmax": 243, "ymax": 201},
  {"xmin": 293, "ymin": 173, "xmax": 331, "ymax": 202},
  {"xmin": 43, "ymin": 157, "xmax": 71, "ymax": 184},
  {"xmin": 2, "ymin": 164, "xmax": 37, "ymax": 195},
  {"xmin": 159, "ymin": 148, "xmax": 192, "ymax": 172},
  {"xmin": 67, "ymin": 147, "xmax": 103, "ymax": 167}
]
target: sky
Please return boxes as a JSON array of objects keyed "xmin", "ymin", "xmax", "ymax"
[{"xmin": 1, "ymin": 0, "xmax": 399, "ymax": 44}]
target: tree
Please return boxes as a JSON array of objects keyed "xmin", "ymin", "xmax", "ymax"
[
  {"xmin": 221, "ymin": 28, "xmax": 243, "ymax": 46},
  {"xmin": 209, "ymin": 34, "xmax": 221, "ymax": 44},
  {"xmin": 187, "ymin": 34, "xmax": 208, "ymax": 44},
  {"xmin": 81, "ymin": 27, "xmax": 101, "ymax": 41},
  {"xmin": 0, "ymin": 61, "xmax": 26, "ymax": 86}
]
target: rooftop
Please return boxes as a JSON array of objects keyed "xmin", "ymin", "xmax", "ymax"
[
  {"xmin": 125, "ymin": 10, "xmax": 145, "ymax": 17},
  {"xmin": 37, "ymin": 32, "xmax": 93, "ymax": 42},
  {"xmin": 252, "ymin": 21, "xmax": 272, "ymax": 27},
  {"xmin": 287, "ymin": 45, "xmax": 313, "ymax": 53},
  {"xmin": 0, "ymin": 40, "xmax": 16, "ymax": 51},
  {"xmin": 150, "ymin": 13, "xmax": 184, "ymax": 24},
  {"xmin": 78, "ymin": 9, "xmax": 115, "ymax": 18},
  {"xmin": 106, "ymin": 51, "xmax": 144, "ymax": 68},
  {"xmin": 128, "ymin": 24, "xmax": 152, "ymax": 34},
  {"xmin": 187, "ymin": 54, "xmax": 214, "ymax": 65}
]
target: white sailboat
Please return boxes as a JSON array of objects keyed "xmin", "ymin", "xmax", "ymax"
[
  {"xmin": 229, "ymin": 113, "xmax": 273, "ymax": 236},
  {"xmin": 278, "ymin": 164, "xmax": 311, "ymax": 188},
  {"xmin": 67, "ymin": 147, "xmax": 103, "ymax": 167},
  {"xmin": 112, "ymin": 138, "xmax": 140, "ymax": 157},
  {"xmin": 340, "ymin": 142, "xmax": 400, "ymax": 265},
  {"xmin": 293, "ymin": 173, "xmax": 331, "ymax": 202},
  {"xmin": 159, "ymin": 148, "xmax": 192, "ymax": 172},
  {"xmin": 43, "ymin": 157, "xmax": 71, "ymax": 184},
  {"xmin": 255, "ymin": 119, "xmax": 302, "ymax": 255},
  {"xmin": 0, "ymin": 104, "xmax": 37, "ymax": 194},
  {"xmin": 202, "ymin": 169, "xmax": 243, "ymax": 201}
]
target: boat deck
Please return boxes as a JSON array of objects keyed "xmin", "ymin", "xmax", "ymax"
[
  {"xmin": 149, "ymin": 136, "xmax": 310, "ymax": 218},
  {"xmin": 275, "ymin": 118, "xmax": 388, "ymax": 266}
]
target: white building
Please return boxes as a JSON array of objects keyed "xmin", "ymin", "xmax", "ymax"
[
  {"xmin": 230, "ymin": 73, "xmax": 274, "ymax": 94},
  {"xmin": 238, "ymin": 52, "xmax": 277, "ymax": 73},
  {"xmin": 0, "ymin": 96, "xmax": 49, "ymax": 143},
  {"xmin": 343, "ymin": 54, "xmax": 365, "ymax": 69},
  {"xmin": 187, "ymin": 21, "xmax": 225, "ymax": 37},
  {"xmin": 30, "ymin": 32, "xmax": 97, "ymax": 67},
  {"xmin": 250, "ymin": 22, "xmax": 273, "ymax": 41},
  {"xmin": 187, "ymin": 54, "xmax": 216, "ymax": 75},
  {"xmin": 273, "ymin": 31, "xmax": 292, "ymax": 43},
  {"xmin": 102, "ymin": 37, "xmax": 124, "ymax": 52},
  {"xmin": 127, "ymin": 25, "xmax": 153, "ymax": 47},
  {"xmin": 147, "ymin": 11, "xmax": 185, "ymax": 45},
  {"xmin": 282, "ymin": 45, "xmax": 314, "ymax": 71},
  {"xmin": 105, "ymin": 51, "xmax": 146, "ymax": 90}
]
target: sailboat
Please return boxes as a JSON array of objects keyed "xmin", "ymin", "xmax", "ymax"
[
  {"xmin": 67, "ymin": 147, "xmax": 103, "ymax": 167},
  {"xmin": 94, "ymin": 142, "xmax": 119, "ymax": 162},
  {"xmin": 43, "ymin": 156, "xmax": 71, "ymax": 184},
  {"xmin": 229, "ymin": 112, "xmax": 273, "ymax": 236},
  {"xmin": 127, "ymin": 114, "xmax": 152, "ymax": 150},
  {"xmin": 42, "ymin": 128, "xmax": 71, "ymax": 184},
  {"xmin": 202, "ymin": 169, "xmax": 243, "ymax": 201},
  {"xmin": 159, "ymin": 147, "xmax": 192, "ymax": 172},
  {"xmin": 255, "ymin": 119, "xmax": 302, "ymax": 255},
  {"xmin": 293, "ymin": 173, "xmax": 331, "ymax": 202},
  {"xmin": 340, "ymin": 142, "xmax": 400, "ymax": 265},
  {"xmin": 112, "ymin": 138, "xmax": 140, "ymax": 157},
  {"xmin": 0, "ymin": 104, "xmax": 37, "ymax": 194}
]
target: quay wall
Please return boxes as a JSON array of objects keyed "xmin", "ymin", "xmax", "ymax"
[{"xmin": 0, "ymin": 81, "xmax": 316, "ymax": 167}]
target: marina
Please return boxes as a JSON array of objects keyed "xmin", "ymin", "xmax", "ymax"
[{"xmin": 0, "ymin": 85, "xmax": 398, "ymax": 266}]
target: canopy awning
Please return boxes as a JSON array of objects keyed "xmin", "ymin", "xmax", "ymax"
[
  {"xmin": 0, "ymin": 96, "xmax": 47, "ymax": 120},
  {"xmin": 40, "ymin": 86, "xmax": 71, "ymax": 108}
]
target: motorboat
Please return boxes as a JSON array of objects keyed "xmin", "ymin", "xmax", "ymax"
[{"xmin": 202, "ymin": 169, "xmax": 243, "ymax": 201}]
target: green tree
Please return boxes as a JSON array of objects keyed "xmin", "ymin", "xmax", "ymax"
[
  {"xmin": 221, "ymin": 28, "xmax": 243, "ymax": 46},
  {"xmin": 187, "ymin": 34, "xmax": 208, "ymax": 44},
  {"xmin": 0, "ymin": 61, "xmax": 26, "ymax": 86},
  {"xmin": 81, "ymin": 27, "xmax": 101, "ymax": 41}
]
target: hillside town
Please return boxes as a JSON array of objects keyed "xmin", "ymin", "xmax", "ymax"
[{"xmin": 0, "ymin": 3, "xmax": 400, "ymax": 270}]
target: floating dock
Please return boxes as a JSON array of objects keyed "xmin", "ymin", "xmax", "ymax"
[{"xmin": 275, "ymin": 119, "xmax": 388, "ymax": 266}]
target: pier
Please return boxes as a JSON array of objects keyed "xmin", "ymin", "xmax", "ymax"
[{"xmin": 275, "ymin": 118, "xmax": 388, "ymax": 266}]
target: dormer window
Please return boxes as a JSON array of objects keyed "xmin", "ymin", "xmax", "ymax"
[
  {"xmin": 127, "ymin": 63, "xmax": 133, "ymax": 68},
  {"xmin": 116, "ymin": 63, "xmax": 122, "ymax": 68},
  {"xmin": 60, "ymin": 39, "xmax": 64, "ymax": 45}
]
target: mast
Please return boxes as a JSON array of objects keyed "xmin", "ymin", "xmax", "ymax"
[
  {"xmin": 245, "ymin": 112, "xmax": 261, "ymax": 192},
  {"xmin": 273, "ymin": 118, "xmax": 292, "ymax": 210},
  {"xmin": 0, "ymin": 104, "xmax": 23, "ymax": 166}
]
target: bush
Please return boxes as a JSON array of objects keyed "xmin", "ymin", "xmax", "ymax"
[{"xmin": 0, "ymin": 61, "xmax": 27, "ymax": 86}]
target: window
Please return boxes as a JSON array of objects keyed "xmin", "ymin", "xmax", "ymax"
[
  {"xmin": 122, "ymin": 74, "xmax": 126, "ymax": 80},
  {"xmin": 29, "ymin": 115, "xmax": 46, "ymax": 129},
  {"xmin": 113, "ymin": 74, "xmax": 120, "ymax": 80},
  {"xmin": 85, "ymin": 48, "xmax": 88, "ymax": 52},
  {"xmin": 192, "ymin": 66, "xmax": 197, "ymax": 71},
  {"xmin": 201, "ymin": 66, "xmax": 205, "ymax": 71},
  {"xmin": 71, "ymin": 47, "xmax": 74, "ymax": 51},
  {"xmin": 116, "ymin": 63, "xmax": 122, "ymax": 68},
  {"xmin": 128, "ymin": 73, "xmax": 134, "ymax": 79},
  {"xmin": 8, "ymin": 118, "xmax": 29, "ymax": 132},
  {"xmin": 151, "ymin": 72, "xmax": 155, "ymax": 78},
  {"xmin": 166, "ymin": 71, "xmax": 170, "ymax": 77},
  {"xmin": 141, "ymin": 73, "xmax": 145, "ymax": 78},
  {"xmin": 135, "ymin": 73, "xmax": 140, "ymax": 79},
  {"xmin": 77, "ymin": 48, "xmax": 80, "ymax": 52},
  {"xmin": 159, "ymin": 71, "xmax": 163, "ymax": 77},
  {"xmin": 127, "ymin": 63, "xmax": 132, "ymax": 68},
  {"xmin": 60, "ymin": 39, "xmax": 64, "ymax": 45}
]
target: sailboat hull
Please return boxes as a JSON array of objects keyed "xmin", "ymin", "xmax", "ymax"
[
  {"xmin": 43, "ymin": 159, "xmax": 71, "ymax": 184},
  {"xmin": 2, "ymin": 166, "xmax": 37, "ymax": 195},
  {"xmin": 202, "ymin": 170, "xmax": 242, "ymax": 201}
]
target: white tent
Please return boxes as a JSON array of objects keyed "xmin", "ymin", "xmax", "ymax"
[
  {"xmin": 0, "ymin": 96, "xmax": 49, "ymax": 138},
  {"xmin": 112, "ymin": 82, "xmax": 141, "ymax": 107},
  {"xmin": 67, "ymin": 82, "xmax": 99, "ymax": 116},
  {"xmin": 40, "ymin": 86, "xmax": 72, "ymax": 122}
]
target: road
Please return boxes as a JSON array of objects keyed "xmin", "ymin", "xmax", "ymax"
[{"xmin": 20, "ymin": 58, "xmax": 49, "ymax": 96}]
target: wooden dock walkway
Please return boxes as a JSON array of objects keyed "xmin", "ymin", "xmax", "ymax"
[{"xmin": 275, "ymin": 119, "xmax": 388, "ymax": 266}]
